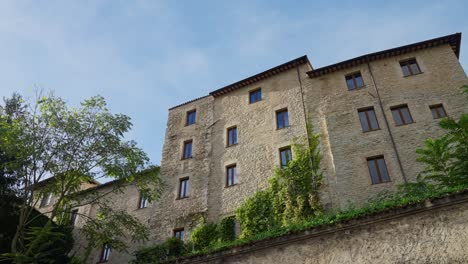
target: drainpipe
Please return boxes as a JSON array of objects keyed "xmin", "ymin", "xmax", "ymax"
[
  {"xmin": 296, "ymin": 65, "xmax": 318, "ymax": 190},
  {"xmin": 366, "ymin": 58, "xmax": 408, "ymax": 183}
]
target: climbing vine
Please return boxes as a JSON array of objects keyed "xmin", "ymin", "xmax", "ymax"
[{"xmin": 236, "ymin": 121, "xmax": 323, "ymax": 237}]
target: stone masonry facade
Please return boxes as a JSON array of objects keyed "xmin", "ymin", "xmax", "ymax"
[{"xmin": 35, "ymin": 33, "xmax": 468, "ymax": 263}]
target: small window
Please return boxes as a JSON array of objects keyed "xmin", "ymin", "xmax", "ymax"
[
  {"xmin": 276, "ymin": 109, "xmax": 289, "ymax": 129},
  {"xmin": 99, "ymin": 244, "xmax": 111, "ymax": 263},
  {"xmin": 182, "ymin": 140, "xmax": 193, "ymax": 159},
  {"xmin": 358, "ymin": 107, "xmax": 380, "ymax": 132},
  {"xmin": 138, "ymin": 193, "xmax": 149, "ymax": 209},
  {"xmin": 40, "ymin": 192, "xmax": 52, "ymax": 207},
  {"xmin": 249, "ymin": 88, "xmax": 262, "ymax": 104},
  {"xmin": 70, "ymin": 209, "xmax": 79, "ymax": 225},
  {"xmin": 186, "ymin": 110, "xmax": 196, "ymax": 126},
  {"xmin": 226, "ymin": 164, "xmax": 237, "ymax": 187},
  {"xmin": 279, "ymin": 147, "xmax": 292, "ymax": 168},
  {"xmin": 391, "ymin": 105, "xmax": 414, "ymax": 126},
  {"xmin": 367, "ymin": 156, "xmax": 391, "ymax": 184},
  {"xmin": 178, "ymin": 177, "xmax": 189, "ymax": 199},
  {"xmin": 430, "ymin": 104, "xmax": 447, "ymax": 119},
  {"xmin": 400, "ymin": 58, "xmax": 421, "ymax": 77},
  {"xmin": 173, "ymin": 228, "xmax": 184, "ymax": 240},
  {"xmin": 345, "ymin": 72, "xmax": 364, "ymax": 90},
  {"xmin": 227, "ymin": 127, "xmax": 238, "ymax": 146}
]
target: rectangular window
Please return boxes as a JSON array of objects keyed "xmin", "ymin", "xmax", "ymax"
[
  {"xmin": 186, "ymin": 110, "xmax": 196, "ymax": 126},
  {"xmin": 279, "ymin": 147, "xmax": 292, "ymax": 168},
  {"xmin": 173, "ymin": 228, "xmax": 184, "ymax": 240},
  {"xmin": 99, "ymin": 244, "xmax": 111, "ymax": 263},
  {"xmin": 40, "ymin": 192, "xmax": 52, "ymax": 207},
  {"xmin": 391, "ymin": 105, "xmax": 414, "ymax": 126},
  {"xmin": 430, "ymin": 104, "xmax": 447, "ymax": 119},
  {"xmin": 345, "ymin": 72, "xmax": 364, "ymax": 90},
  {"xmin": 70, "ymin": 209, "xmax": 79, "ymax": 225},
  {"xmin": 367, "ymin": 156, "xmax": 391, "ymax": 184},
  {"xmin": 138, "ymin": 193, "xmax": 149, "ymax": 209},
  {"xmin": 400, "ymin": 58, "xmax": 421, "ymax": 77},
  {"xmin": 276, "ymin": 109, "xmax": 289, "ymax": 129},
  {"xmin": 227, "ymin": 126, "xmax": 238, "ymax": 146},
  {"xmin": 249, "ymin": 88, "xmax": 262, "ymax": 104},
  {"xmin": 358, "ymin": 107, "xmax": 380, "ymax": 132},
  {"xmin": 178, "ymin": 177, "xmax": 189, "ymax": 199},
  {"xmin": 226, "ymin": 164, "xmax": 237, "ymax": 187},
  {"xmin": 182, "ymin": 140, "xmax": 193, "ymax": 159}
]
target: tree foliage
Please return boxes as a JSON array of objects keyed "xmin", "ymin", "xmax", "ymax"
[
  {"xmin": 236, "ymin": 121, "xmax": 323, "ymax": 238},
  {"xmin": 416, "ymin": 85, "xmax": 468, "ymax": 187},
  {"xmin": 0, "ymin": 91, "xmax": 161, "ymax": 262}
]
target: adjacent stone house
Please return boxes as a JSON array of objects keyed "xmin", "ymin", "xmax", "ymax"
[{"xmin": 35, "ymin": 33, "xmax": 468, "ymax": 263}]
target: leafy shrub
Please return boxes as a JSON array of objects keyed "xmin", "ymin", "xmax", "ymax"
[
  {"xmin": 217, "ymin": 216, "xmax": 236, "ymax": 242},
  {"xmin": 190, "ymin": 223, "xmax": 218, "ymax": 250},
  {"xmin": 133, "ymin": 237, "xmax": 186, "ymax": 264},
  {"xmin": 236, "ymin": 190, "xmax": 278, "ymax": 238},
  {"xmin": 237, "ymin": 121, "xmax": 323, "ymax": 237}
]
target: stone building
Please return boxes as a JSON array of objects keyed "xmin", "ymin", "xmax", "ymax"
[{"xmin": 34, "ymin": 33, "xmax": 467, "ymax": 263}]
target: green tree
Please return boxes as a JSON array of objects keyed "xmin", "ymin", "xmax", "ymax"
[
  {"xmin": 0, "ymin": 91, "xmax": 162, "ymax": 263},
  {"xmin": 416, "ymin": 85, "xmax": 468, "ymax": 187},
  {"xmin": 236, "ymin": 121, "xmax": 323, "ymax": 237}
]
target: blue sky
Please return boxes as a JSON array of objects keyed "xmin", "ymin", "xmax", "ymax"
[{"xmin": 1, "ymin": 0, "xmax": 467, "ymax": 168}]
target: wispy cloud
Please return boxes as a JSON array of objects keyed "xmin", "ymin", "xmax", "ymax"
[{"xmin": 0, "ymin": 0, "xmax": 466, "ymax": 168}]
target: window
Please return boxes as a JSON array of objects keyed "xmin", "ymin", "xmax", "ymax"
[
  {"xmin": 99, "ymin": 244, "xmax": 111, "ymax": 263},
  {"xmin": 40, "ymin": 192, "xmax": 52, "ymax": 207},
  {"xmin": 227, "ymin": 126, "xmax": 237, "ymax": 146},
  {"xmin": 138, "ymin": 193, "xmax": 149, "ymax": 209},
  {"xmin": 279, "ymin": 147, "xmax": 292, "ymax": 168},
  {"xmin": 358, "ymin": 107, "xmax": 380, "ymax": 132},
  {"xmin": 367, "ymin": 156, "xmax": 391, "ymax": 184},
  {"xmin": 182, "ymin": 140, "xmax": 193, "ymax": 159},
  {"xmin": 249, "ymin": 88, "xmax": 262, "ymax": 104},
  {"xmin": 186, "ymin": 110, "xmax": 196, "ymax": 126},
  {"xmin": 391, "ymin": 105, "xmax": 414, "ymax": 126},
  {"xmin": 70, "ymin": 209, "xmax": 79, "ymax": 225},
  {"xmin": 430, "ymin": 104, "xmax": 447, "ymax": 119},
  {"xmin": 345, "ymin": 72, "xmax": 364, "ymax": 90},
  {"xmin": 226, "ymin": 164, "xmax": 237, "ymax": 187},
  {"xmin": 178, "ymin": 177, "xmax": 189, "ymax": 199},
  {"xmin": 276, "ymin": 109, "xmax": 289, "ymax": 129},
  {"xmin": 400, "ymin": 58, "xmax": 421, "ymax": 77},
  {"xmin": 173, "ymin": 228, "xmax": 184, "ymax": 240}
]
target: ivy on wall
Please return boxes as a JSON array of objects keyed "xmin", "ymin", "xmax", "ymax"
[{"xmin": 237, "ymin": 121, "xmax": 323, "ymax": 237}]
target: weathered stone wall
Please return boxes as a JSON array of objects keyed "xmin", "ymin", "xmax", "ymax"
[
  {"xmin": 302, "ymin": 44, "xmax": 468, "ymax": 208},
  {"xmin": 207, "ymin": 63, "xmax": 312, "ymax": 221},
  {"xmin": 169, "ymin": 192, "xmax": 468, "ymax": 264}
]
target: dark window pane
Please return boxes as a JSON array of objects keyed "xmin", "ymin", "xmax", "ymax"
[
  {"xmin": 70, "ymin": 209, "xmax": 78, "ymax": 225},
  {"xmin": 186, "ymin": 110, "xmax": 196, "ymax": 126},
  {"xmin": 227, "ymin": 127, "xmax": 237, "ymax": 146},
  {"xmin": 346, "ymin": 78, "xmax": 355, "ymax": 90},
  {"xmin": 276, "ymin": 110, "xmax": 289, "ymax": 129},
  {"xmin": 249, "ymin": 89, "xmax": 262, "ymax": 103},
  {"xmin": 355, "ymin": 75, "xmax": 364, "ymax": 88},
  {"xmin": 358, "ymin": 111, "xmax": 370, "ymax": 132},
  {"xmin": 367, "ymin": 159, "xmax": 380, "ymax": 184},
  {"xmin": 367, "ymin": 156, "xmax": 391, "ymax": 184},
  {"xmin": 377, "ymin": 158, "xmax": 390, "ymax": 182},
  {"xmin": 410, "ymin": 63, "xmax": 420, "ymax": 74},
  {"xmin": 430, "ymin": 105, "xmax": 446, "ymax": 119},
  {"xmin": 280, "ymin": 148, "xmax": 292, "ymax": 168},
  {"xmin": 401, "ymin": 107, "xmax": 413, "ymax": 124},
  {"xmin": 183, "ymin": 141, "xmax": 192, "ymax": 159},
  {"xmin": 367, "ymin": 109, "xmax": 379, "ymax": 130},
  {"xmin": 392, "ymin": 109, "xmax": 403, "ymax": 125},
  {"xmin": 174, "ymin": 229, "xmax": 184, "ymax": 240},
  {"xmin": 226, "ymin": 165, "xmax": 236, "ymax": 186},
  {"xmin": 401, "ymin": 65, "xmax": 411, "ymax": 76},
  {"xmin": 179, "ymin": 178, "xmax": 189, "ymax": 198}
]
